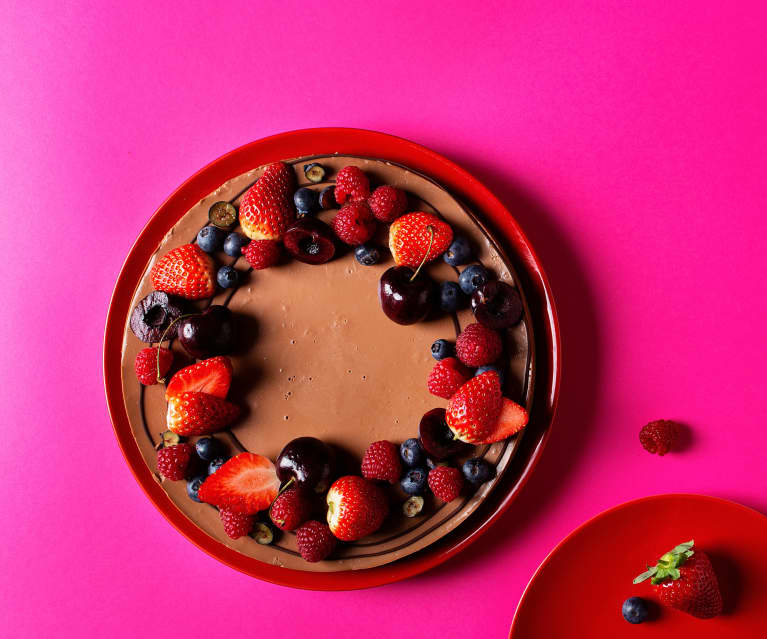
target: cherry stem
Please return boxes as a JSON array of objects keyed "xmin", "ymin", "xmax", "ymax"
[
  {"xmin": 155, "ymin": 313, "xmax": 195, "ymax": 383},
  {"xmin": 409, "ymin": 225, "xmax": 435, "ymax": 282}
]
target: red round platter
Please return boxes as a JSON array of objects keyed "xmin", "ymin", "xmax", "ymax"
[
  {"xmin": 510, "ymin": 494, "xmax": 767, "ymax": 637},
  {"xmin": 104, "ymin": 128, "xmax": 561, "ymax": 589}
]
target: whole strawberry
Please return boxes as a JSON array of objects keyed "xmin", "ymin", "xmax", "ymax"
[
  {"xmin": 368, "ymin": 185, "xmax": 407, "ymax": 222},
  {"xmin": 331, "ymin": 202, "xmax": 377, "ymax": 245},
  {"xmin": 269, "ymin": 487, "xmax": 313, "ymax": 531},
  {"xmin": 295, "ymin": 520, "xmax": 337, "ymax": 562},
  {"xmin": 219, "ymin": 509, "xmax": 254, "ymax": 540},
  {"xmin": 389, "ymin": 212, "xmax": 453, "ymax": 268},
  {"xmin": 239, "ymin": 162, "xmax": 296, "ymax": 240},
  {"xmin": 326, "ymin": 475, "xmax": 389, "ymax": 541},
  {"xmin": 242, "ymin": 239, "xmax": 282, "ymax": 270},
  {"xmin": 134, "ymin": 347, "xmax": 173, "ymax": 385},
  {"xmin": 156, "ymin": 443, "xmax": 194, "ymax": 481},
  {"xmin": 455, "ymin": 322, "xmax": 502, "ymax": 367},
  {"xmin": 166, "ymin": 391, "xmax": 240, "ymax": 436},
  {"xmin": 428, "ymin": 466, "xmax": 464, "ymax": 502},
  {"xmin": 639, "ymin": 420, "xmax": 680, "ymax": 455},
  {"xmin": 361, "ymin": 441, "xmax": 402, "ymax": 484},
  {"xmin": 150, "ymin": 243, "xmax": 216, "ymax": 299},
  {"xmin": 334, "ymin": 165, "xmax": 370, "ymax": 204},
  {"xmin": 446, "ymin": 370, "xmax": 503, "ymax": 443},
  {"xmin": 634, "ymin": 540, "xmax": 722, "ymax": 619},
  {"xmin": 427, "ymin": 357, "xmax": 470, "ymax": 399}
]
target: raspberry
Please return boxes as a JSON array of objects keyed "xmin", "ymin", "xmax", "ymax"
[
  {"xmin": 242, "ymin": 239, "xmax": 281, "ymax": 269},
  {"xmin": 295, "ymin": 520, "xmax": 337, "ymax": 562},
  {"xmin": 455, "ymin": 323, "xmax": 503, "ymax": 367},
  {"xmin": 428, "ymin": 466, "xmax": 464, "ymax": 502},
  {"xmin": 334, "ymin": 166, "xmax": 370, "ymax": 204},
  {"xmin": 361, "ymin": 440, "xmax": 402, "ymax": 484},
  {"xmin": 427, "ymin": 357, "xmax": 471, "ymax": 399},
  {"xmin": 219, "ymin": 508, "xmax": 254, "ymax": 539},
  {"xmin": 134, "ymin": 347, "xmax": 173, "ymax": 385},
  {"xmin": 331, "ymin": 202, "xmax": 377, "ymax": 245},
  {"xmin": 156, "ymin": 443, "xmax": 194, "ymax": 481},
  {"xmin": 269, "ymin": 487, "xmax": 313, "ymax": 531},
  {"xmin": 368, "ymin": 185, "xmax": 407, "ymax": 222},
  {"xmin": 639, "ymin": 420, "xmax": 680, "ymax": 455}
]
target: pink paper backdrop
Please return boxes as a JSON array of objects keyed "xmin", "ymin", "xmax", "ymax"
[{"xmin": 1, "ymin": 1, "xmax": 765, "ymax": 637}]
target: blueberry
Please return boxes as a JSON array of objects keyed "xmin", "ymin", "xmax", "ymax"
[
  {"xmin": 223, "ymin": 232, "xmax": 249, "ymax": 257},
  {"xmin": 195, "ymin": 437, "xmax": 220, "ymax": 461},
  {"xmin": 461, "ymin": 458, "xmax": 494, "ymax": 484},
  {"xmin": 622, "ymin": 597, "xmax": 649, "ymax": 624},
  {"xmin": 303, "ymin": 163, "xmax": 326, "ymax": 183},
  {"xmin": 196, "ymin": 226, "xmax": 226, "ymax": 253},
  {"xmin": 443, "ymin": 235, "xmax": 472, "ymax": 266},
  {"xmin": 439, "ymin": 281, "xmax": 464, "ymax": 313},
  {"xmin": 431, "ymin": 339, "xmax": 454, "ymax": 361},
  {"xmin": 400, "ymin": 438, "xmax": 425, "ymax": 467},
  {"xmin": 208, "ymin": 456, "xmax": 229, "ymax": 475},
  {"xmin": 186, "ymin": 475, "xmax": 206, "ymax": 502},
  {"xmin": 459, "ymin": 265, "xmax": 489, "ymax": 295},
  {"xmin": 318, "ymin": 185, "xmax": 336, "ymax": 209},
  {"xmin": 354, "ymin": 244, "xmax": 380, "ymax": 266},
  {"xmin": 217, "ymin": 265, "xmax": 239, "ymax": 288},
  {"xmin": 294, "ymin": 187, "xmax": 319, "ymax": 214},
  {"xmin": 475, "ymin": 364, "xmax": 505, "ymax": 386},
  {"xmin": 400, "ymin": 467, "xmax": 429, "ymax": 495}
]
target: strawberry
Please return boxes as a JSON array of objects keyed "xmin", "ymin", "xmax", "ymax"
[
  {"xmin": 361, "ymin": 441, "xmax": 402, "ymax": 484},
  {"xmin": 295, "ymin": 520, "xmax": 337, "ymax": 562},
  {"xmin": 428, "ymin": 466, "xmax": 464, "ymax": 502},
  {"xmin": 634, "ymin": 540, "xmax": 722, "ymax": 619},
  {"xmin": 639, "ymin": 420, "xmax": 680, "ymax": 455},
  {"xmin": 198, "ymin": 452, "xmax": 280, "ymax": 515},
  {"xmin": 455, "ymin": 322, "xmax": 503, "ymax": 367},
  {"xmin": 134, "ymin": 347, "xmax": 173, "ymax": 385},
  {"xmin": 150, "ymin": 243, "xmax": 216, "ymax": 300},
  {"xmin": 368, "ymin": 185, "xmax": 407, "ymax": 222},
  {"xmin": 445, "ymin": 371, "xmax": 503, "ymax": 443},
  {"xmin": 427, "ymin": 357, "xmax": 471, "ymax": 399},
  {"xmin": 388, "ymin": 212, "xmax": 453, "ymax": 268},
  {"xmin": 166, "ymin": 391, "xmax": 239, "ymax": 436},
  {"xmin": 239, "ymin": 162, "xmax": 296, "ymax": 240},
  {"xmin": 326, "ymin": 475, "xmax": 389, "ymax": 542},
  {"xmin": 165, "ymin": 356, "xmax": 233, "ymax": 401},
  {"xmin": 331, "ymin": 201, "xmax": 377, "ymax": 245},
  {"xmin": 269, "ymin": 487, "xmax": 313, "ymax": 531},
  {"xmin": 156, "ymin": 443, "xmax": 194, "ymax": 481},
  {"xmin": 334, "ymin": 165, "xmax": 370, "ymax": 204},
  {"xmin": 475, "ymin": 398, "xmax": 529, "ymax": 443},
  {"xmin": 219, "ymin": 509, "xmax": 254, "ymax": 539},
  {"xmin": 242, "ymin": 239, "xmax": 282, "ymax": 269}
]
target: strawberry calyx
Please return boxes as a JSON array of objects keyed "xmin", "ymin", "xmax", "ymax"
[{"xmin": 633, "ymin": 539, "xmax": 695, "ymax": 585}]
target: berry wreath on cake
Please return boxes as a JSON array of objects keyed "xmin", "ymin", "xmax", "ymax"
[{"xmin": 121, "ymin": 154, "xmax": 535, "ymax": 571}]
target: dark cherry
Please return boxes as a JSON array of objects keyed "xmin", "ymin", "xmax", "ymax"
[
  {"xmin": 130, "ymin": 291, "xmax": 182, "ymax": 343},
  {"xmin": 283, "ymin": 217, "xmax": 336, "ymax": 264},
  {"xmin": 378, "ymin": 266, "xmax": 435, "ymax": 325},
  {"xmin": 419, "ymin": 408, "xmax": 469, "ymax": 460},
  {"xmin": 276, "ymin": 437, "xmax": 336, "ymax": 493},
  {"xmin": 470, "ymin": 281, "xmax": 523, "ymax": 329},
  {"xmin": 177, "ymin": 305, "xmax": 234, "ymax": 359}
]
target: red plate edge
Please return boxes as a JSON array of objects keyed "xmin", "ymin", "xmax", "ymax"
[{"xmin": 103, "ymin": 128, "xmax": 562, "ymax": 590}]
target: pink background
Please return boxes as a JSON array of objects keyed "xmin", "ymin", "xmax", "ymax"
[{"xmin": 1, "ymin": 1, "xmax": 766, "ymax": 637}]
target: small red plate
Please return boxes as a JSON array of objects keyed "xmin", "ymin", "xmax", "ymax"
[
  {"xmin": 510, "ymin": 494, "xmax": 767, "ymax": 637},
  {"xmin": 104, "ymin": 128, "xmax": 561, "ymax": 589}
]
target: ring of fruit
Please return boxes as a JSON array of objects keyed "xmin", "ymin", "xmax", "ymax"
[{"xmin": 124, "ymin": 156, "xmax": 533, "ymax": 568}]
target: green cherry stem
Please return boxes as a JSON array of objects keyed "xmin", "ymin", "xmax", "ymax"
[
  {"xmin": 156, "ymin": 313, "xmax": 195, "ymax": 383},
  {"xmin": 409, "ymin": 225, "xmax": 435, "ymax": 282}
]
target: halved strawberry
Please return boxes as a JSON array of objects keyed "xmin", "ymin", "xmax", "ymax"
[
  {"xmin": 150, "ymin": 243, "xmax": 216, "ymax": 300},
  {"xmin": 239, "ymin": 162, "xmax": 296, "ymax": 240},
  {"xmin": 388, "ymin": 212, "xmax": 453, "ymax": 268},
  {"xmin": 445, "ymin": 371, "xmax": 503, "ymax": 443},
  {"xmin": 198, "ymin": 452, "xmax": 280, "ymax": 515},
  {"xmin": 165, "ymin": 356, "xmax": 233, "ymax": 401},
  {"xmin": 475, "ymin": 398, "xmax": 529, "ymax": 443},
  {"xmin": 166, "ymin": 391, "xmax": 240, "ymax": 436}
]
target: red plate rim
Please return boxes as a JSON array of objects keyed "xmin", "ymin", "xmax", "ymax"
[
  {"xmin": 509, "ymin": 493, "xmax": 767, "ymax": 636},
  {"xmin": 103, "ymin": 127, "xmax": 561, "ymax": 590}
]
